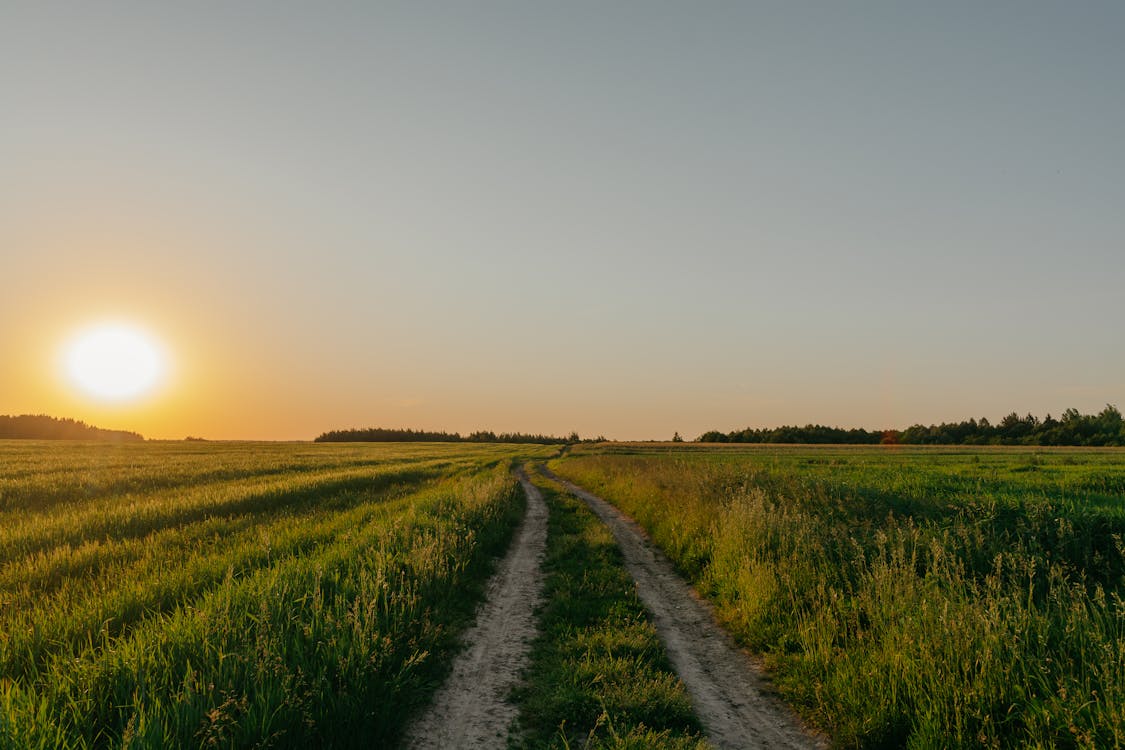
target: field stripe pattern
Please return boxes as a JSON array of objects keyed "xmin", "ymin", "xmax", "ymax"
[{"xmin": 0, "ymin": 441, "xmax": 549, "ymax": 748}]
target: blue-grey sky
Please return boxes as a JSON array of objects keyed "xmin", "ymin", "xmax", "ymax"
[{"xmin": 2, "ymin": 2, "xmax": 1122, "ymax": 439}]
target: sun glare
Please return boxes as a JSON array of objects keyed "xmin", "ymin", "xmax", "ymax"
[{"xmin": 64, "ymin": 323, "xmax": 166, "ymax": 401}]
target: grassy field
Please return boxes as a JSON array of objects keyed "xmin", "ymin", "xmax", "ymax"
[
  {"xmin": 7, "ymin": 440, "xmax": 1124, "ymax": 748},
  {"xmin": 0, "ymin": 440, "xmax": 552, "ymax": 748},
  {"xmin": 551, "ymin": 445, "xmax": 1125, "ymax": 748},
  {"xmin": 513, "ymin": 470, "xmax": 706, "ymax": 749}
]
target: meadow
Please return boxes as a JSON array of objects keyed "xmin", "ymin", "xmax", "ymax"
[
  {"xmin": 551, "ymin": 445, "xmax": 1125, "ymax": 748},
  {"xmin": 0, "ymin": 440, "xmax": 553, "ymax": 748},
  {"xmin": 5, "ymin": 439, "xmax": 1124, "ymax": 749}
]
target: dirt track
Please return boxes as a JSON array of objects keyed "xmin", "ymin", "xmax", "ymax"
[
  {"xmin": 402, "ymin": 470, "xmax": 547, "ymax": 749},
  {"xmin": 538, "ymin": 466, "xmax": 825, "ymax": 750}
]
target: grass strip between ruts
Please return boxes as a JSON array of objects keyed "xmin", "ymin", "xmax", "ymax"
[{"xmin": 511, "ymin": 469, "xmax": 708, "ymax": 749}]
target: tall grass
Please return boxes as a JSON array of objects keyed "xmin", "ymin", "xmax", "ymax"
[
  {"xmin": 552, "ymin": 447, "xmax": 1125, "ymax": 748},
  {"xmin": 0, "ymin": 441, "xmax": 552, "ymax": 748}
]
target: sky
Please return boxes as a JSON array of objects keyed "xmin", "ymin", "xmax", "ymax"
[{"xmin": 2, "ymin": 2, "xmax": 1123, "ymax": 441}]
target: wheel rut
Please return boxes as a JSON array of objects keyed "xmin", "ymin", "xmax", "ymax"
[
  {"xmin": 402, "ymin": 468, "xmax": 547, "ymax": 749},
  {"xmin": 537, "ymin": 465, "xmax": 826, "ymax": 750}
]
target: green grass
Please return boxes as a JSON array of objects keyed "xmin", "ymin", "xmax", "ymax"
[
  {"xmin": 0, "ymin": 440, "xmax": 554, "ymax": 748},
  {"xmin": 551, "ymin": 445, "xmax": 1125, "ymax": 749},
  {"xmin": 10, "ymin": 440, "xmax": 1119, "ymax": 747},
  {"xmin": 511, "ymin": 470, "xmax": 707, "ymax": 750}
]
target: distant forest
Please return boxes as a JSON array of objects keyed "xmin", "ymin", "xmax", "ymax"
[
  {"xmin": 315, "ymin": 427, "xmax": 598, "ymax": 445},
  {"xmin": 697, "ymin": 405, "xmax": 1125, "ymax": 447},
  {"xmin": 0, "ymin": 414, "xmax": 144, "ymax": 442}
]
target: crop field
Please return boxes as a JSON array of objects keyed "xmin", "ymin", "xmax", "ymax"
[
  {"xmin": 0, "ymin": 440, "xmax": 553, "ymax": 748},
  {"xmin": 551, "ymin": 445, "xmax": 1125, "ymax": 748}
]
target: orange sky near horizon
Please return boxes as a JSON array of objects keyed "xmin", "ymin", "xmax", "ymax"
[{"xmin": 2, "ymin": 4, "xmax": 1122, "ymax": 441}]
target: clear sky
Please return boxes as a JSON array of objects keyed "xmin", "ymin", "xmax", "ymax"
[{"xmin": 2, "ymin": 2, "xmax": 1122, "ymax": 440}]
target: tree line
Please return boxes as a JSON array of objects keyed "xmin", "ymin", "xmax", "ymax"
[
  {"xmin": 697, "ymin": 405, "xmax": 1125, "ymax": 447},
  {"xmin": 314, "ymin": 427, "xmax": 600, "ymax": 445},
  {"xmin": 0, "ymin": 414, "xmax": 144, "ymax": 441}
]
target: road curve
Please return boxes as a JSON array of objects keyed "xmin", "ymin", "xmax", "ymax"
[
  {"xmin": 538, "ymin": 465, "xmax": 825, "ymax": 750},
  {"xmin": 402, "ymin": 469, "xmax": 548, "ymax": 749}
]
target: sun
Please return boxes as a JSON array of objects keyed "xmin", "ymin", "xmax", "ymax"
[{"xmin": 64, "ymin": 322, "xmax": 166, "ymax": 401}]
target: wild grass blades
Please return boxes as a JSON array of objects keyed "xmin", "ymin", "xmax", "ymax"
[
  {"xmin": 551, "ymin": 446, "xmax": 1125, "ymax": 748},
  {"xmin": 0, "ymin": 441, "xmax": 554, "ymax": 748},
  {"xmin": 512, "ymin": 471, "xmax": 707, "ymax": 749},
  {"xmin": 0, "ymin": 478, "xmax": 419, "ymax": 684}
]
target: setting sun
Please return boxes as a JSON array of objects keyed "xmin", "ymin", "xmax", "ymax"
[{"xmin": 63, "ymin": 323, "xmax": 166, "ymax": 401}]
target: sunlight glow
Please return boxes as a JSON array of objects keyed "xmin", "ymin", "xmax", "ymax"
[{"xmin": 64, "ymin": 323, "xmax": 165, "ymax": 401}]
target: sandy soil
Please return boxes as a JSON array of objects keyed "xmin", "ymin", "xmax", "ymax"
[
  {"xmin": 402, "ymin": 469, "xmax": 548, "ymax": 749},
  {"xmin": 539, "ymin": 466, "xmax": 826, "ymax": 750}
]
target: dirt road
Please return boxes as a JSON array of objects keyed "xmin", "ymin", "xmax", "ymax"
[
  {"xmin": 402, "ymin": 469, "xmax": 548, "ymax": 749},
  {"xmin": 538, "ymin": 466, "xmax": 825, "ymax": 750}
]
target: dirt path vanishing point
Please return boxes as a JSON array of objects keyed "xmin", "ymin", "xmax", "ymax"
[
  {"xmin": 403, "ymin": 469, "xmax": 548, "ymax": 749},
  {"xmin": 538, "ymin": 466, "xmax": 826, "ymax": 750}
]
